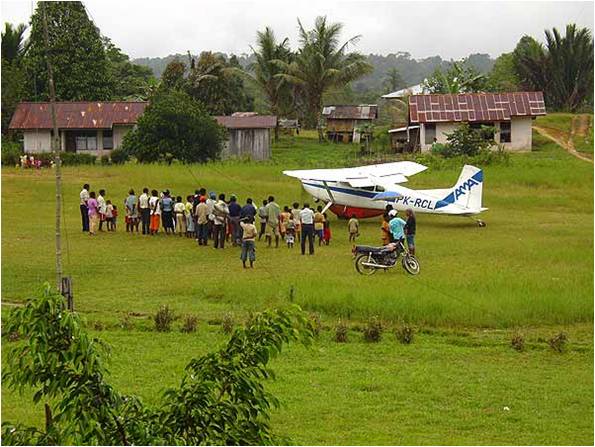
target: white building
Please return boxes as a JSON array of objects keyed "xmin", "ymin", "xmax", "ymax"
[
  {"xmin": 8, "ymin": 101, "xmax": 147, "ymax": 156},
  {"xmin": 389, "ymin": 92, "xmax": 547, "ymax": 152}
]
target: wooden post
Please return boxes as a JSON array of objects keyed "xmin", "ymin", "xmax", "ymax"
[
  {"xmin": 60, "ymin": 276, "xmax": 73, "ymax": 311},
  {"xmin": 41, "ymin": 3, "xmax": 63, "ymax": 290}
]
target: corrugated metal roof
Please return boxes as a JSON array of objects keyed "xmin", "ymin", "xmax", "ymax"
[
  {"xmin": 409, "ymin": 92, "xmax": 546, "ymax": 124},
  {"xmin": 8, "ymin": 101, "xmax": 148, "ymax": 130},
  {"xmin": 215, "ymin": 115, "xmax": 277, "ymax": 129},
  {"xmin": 322, "ymin": 105, "xmax": 378, "ymax": 120}
]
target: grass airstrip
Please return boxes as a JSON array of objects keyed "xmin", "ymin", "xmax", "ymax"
[{"xmin": 2, "ymin": 117, "xmax": 593, "ymax": 444}]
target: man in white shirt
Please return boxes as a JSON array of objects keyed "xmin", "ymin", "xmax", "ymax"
[
  {"xmin": 299, "ymin": 203, "xmax": 315, "ymax": 255},
  {"xmin": 138, "ymin": 187, "xmax": 150, "ymax": 235},
  {"xmin": 80, "ymin": 184, "xmax": 90, "ymax": 232}
]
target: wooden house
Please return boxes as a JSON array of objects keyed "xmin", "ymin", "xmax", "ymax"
[
  {"xmin": 215, "ymin": 114, "xmax": 277, "ymax": 161},
  {"xmin": 322, "ymin": 104, "xmax": 378, "ymax": 143}
]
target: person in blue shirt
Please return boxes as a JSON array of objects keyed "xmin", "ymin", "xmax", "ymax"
[
  {"xmin": 228, "ymin": 195, "xmax": 242, "ymax": 246},
  {"xmin": 388, "ymin": 209, "xmax": 406, "ymax": 244}
]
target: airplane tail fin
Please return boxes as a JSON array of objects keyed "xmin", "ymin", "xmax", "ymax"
[{"xmin": 434, "ymin": 165, "xmax": 484, "ymax": 213}]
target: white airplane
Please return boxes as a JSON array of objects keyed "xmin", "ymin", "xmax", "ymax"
[{"xmin": 283, "ymin": 161, "xmax": 488, "ymax": 226}]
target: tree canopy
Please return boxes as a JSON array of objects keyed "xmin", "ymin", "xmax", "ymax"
[
  {"xmin": 277, "ymin": 16, "xmax": 373, "ymax": 139},
  {"xmin": 512, "ymin": 24, "xmax": 593, "ymax": 111},
  {"xmin": 26, "ymin": 1, "xmax": 112, "ymax": 101},
  {"xmin": 121, "ymin": 89, "xmax": 224, "ymax": 163},
  {"xmin": 2, "ymin": 284, "xmax": 313, "ymax": 445}
]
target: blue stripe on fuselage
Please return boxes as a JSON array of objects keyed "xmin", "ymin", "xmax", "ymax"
[{"xmin": 302, "ymin": 182, "xmax": 378, "ymax": 199}]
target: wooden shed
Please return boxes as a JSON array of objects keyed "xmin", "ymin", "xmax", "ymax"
[
  {"xmin": 215, "ymin": 114, "xmax": 277, "ymax": 161},
  {"xmin": 322, "ymin": 104, "xmax": 378, "ymax": 143}
]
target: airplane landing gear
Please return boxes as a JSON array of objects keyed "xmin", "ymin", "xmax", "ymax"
[{"xmin": 476, "ymin": 219, "xmax": 486, "ymax": 227}]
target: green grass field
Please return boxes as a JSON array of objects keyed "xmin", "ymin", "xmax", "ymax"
[{"xmin": 2, "ymin": 120, "xmax": 593, "ymax": 444}]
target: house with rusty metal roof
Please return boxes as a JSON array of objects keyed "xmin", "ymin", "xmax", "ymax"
[
  {"xmin": 321, "ymin": 104, "xmax": 378, "ymax": 143},
  {"xmin": 388, "ymin": 92, "xmax": 546, "ymax": 152},
  {"xmin": 8, "ymin": 101, "xmax": 148, "ymax": 155},
  {"xmin": 214, "ymin": 113, "xmax": 277, "ymax": 161}
]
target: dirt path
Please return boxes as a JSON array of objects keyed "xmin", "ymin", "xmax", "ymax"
[{"xmin": 534, "ymin": 118, "xmax": 594, "ymax": 164}]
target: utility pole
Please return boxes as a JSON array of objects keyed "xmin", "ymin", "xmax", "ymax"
[{"xmin": 41, "ymin": 2, "xmax": 63, "ymax": 290}]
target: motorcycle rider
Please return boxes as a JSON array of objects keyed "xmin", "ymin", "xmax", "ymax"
[{"xmin": 388, "ymin": 209, "xmax": 407, "ymax": 253}]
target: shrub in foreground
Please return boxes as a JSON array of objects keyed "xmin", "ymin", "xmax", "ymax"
[
  {"xmin": 395, "ymin": 324, "xmax": 415, "ymax": 344},
  {"xmin": 335, "ymin": 320, "xmax": 348, "ymax": 343},
  {"xmin": 181, "ymin": 314, "xmax": 198, "ymax": 333},
  {"xmin": 511, "ymin": 333, "xmax": 525, "ymax": 352},
  {"xmin": 363, "ymin": 316, "xmax": 383, "ymax": 343},
  {"xmin": 548, "ymin": 332, "xmax": 568, "ymax": 353},
  {"xmin": 2, "ymin": 284, "xmax": 313, "ymax": 445},
  {"xmin": 154, "ymin": 304, "xmax": 175, "ymax": 332}
]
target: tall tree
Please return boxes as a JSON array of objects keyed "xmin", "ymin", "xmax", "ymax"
[
  {"xmin": 26, "ymin": 1, "xmax": 111, "ymax": 101},
  {"xmin": 383, "ymin": 67, "xmax": 403, "ymax": 93},
  {"xmin": 278, "ymin": 16, "xmax": 373, "ymax": 141},
  {"xmin": 103, "ymin": 37, "xmax": 155, "ymax": 100},
  {"xmin": 512, "ymin": 35, "xmax": 549, "ymax": 93},
  {"xmin": 187, "ymin": 51, "xmax": 253, "ymax": 115},
  {"xmin": 247, "ymin": 27, "xmax": 293, "ymax": 141},
  {"xmin": 160, "ymin": 58, "xmax": 188, "ymax": 91},
  {"xmin": 1, "ymin": 22, "xmax": 29, "ymax": 135},
  {"xmin": 512, "ymin": 25, "xmax": 593, "ymax": 111},
  {"xmin": 544, "ymin": 24, "xmax": 593, "ymax": 111},
  {"xmin": 487, "ymin": 52, "xmax": 520, "ymax": 92}
]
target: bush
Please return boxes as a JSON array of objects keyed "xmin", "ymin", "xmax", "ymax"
[
  {"xmin": 430, "ymin": 142, "xmax": 448, "ymax": 155},
  {"xmin": 1, "ymin": 139, "xmax": 22, "ymax": 166},
  {"xmin": 548, "ymin": 332, "xmax": 568, "ymax": 353},
  {"xmin": 222, "ymin": 312, "xmax": 234, "ymax": 334},
  {"xmin": 154, "ymin": 305, "xmax": 175, "ymax": 332},
  {"xmin": 122, "ymin": 89, "xmax": 224, "ymax": 163},
  {"xmin": 363, "ymin": 316, "xmax": 383, "ymax": 343},
  {"xmin": 60, "ymin": 152, "xmax": 97, "ymax": 166},
  {"xmin": 334, "ymin": 320, "xmax": 348, "ymax": 343},
  {"xmin": 442, "ymin": 122, "xmax": 496, "ymax": 157},
  {"xmin": 109, "ymin": 147, "xmax": 129, "ymax": 164},
  {"xmin": 310, "ymin": 313, "xmax": 322, "ymax": 337},
  {"xmin": 100, "ymin": 154, "xmax": 110, "ymax": 165},
  {"xmin": 511, "ymin": 333, "xmax": 525, "ymax": 352},
  {"xmin": 395, "ymin": 324, "xmax": 415, "ymax": 344},
  {"xmin": 181, "ymin": 315, "xmax": 198, "ymax": 333}
]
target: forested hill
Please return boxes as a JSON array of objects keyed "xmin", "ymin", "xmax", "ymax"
[{"xmin": 132, "ymin": 52, "xmax": 495, "ymax": 93}]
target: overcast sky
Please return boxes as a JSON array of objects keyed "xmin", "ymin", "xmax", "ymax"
[{"xmin": 1, "ymin": 1, "xmax": 593, "ymax": 60}]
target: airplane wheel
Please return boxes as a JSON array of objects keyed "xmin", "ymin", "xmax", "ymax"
[{"xmin": 477, "ymin": 220, "xmax": 486, "ymax": 227}]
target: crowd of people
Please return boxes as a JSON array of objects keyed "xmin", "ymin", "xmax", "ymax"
[
  {"xmin": 79, "ymin": 185, "xmax": 384, "ymax": 268},
  {"xmin": 79, "ymin": 184, "xmax": 417, "ymax": 267}
]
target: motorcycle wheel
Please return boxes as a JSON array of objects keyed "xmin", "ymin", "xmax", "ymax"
[
  {"xmin": 402, "ymin": 254, "xmax": 420, "ymax": 275},
  {"xmin": 355, "ymin": 254, "xmax": 377, "ymax": 275}
]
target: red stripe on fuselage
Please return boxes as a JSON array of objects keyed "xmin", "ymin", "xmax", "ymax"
[{"xmin": 329, "ymin": 204, "xmax": 384, "ymax": 219}]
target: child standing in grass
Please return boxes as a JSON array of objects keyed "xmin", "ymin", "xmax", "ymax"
[
  {"xmin": 348, "ymin": 214, "xmax": 359, "ymax": 242},
  {"xmin": 323, "ymin": 213, "xmax": 331, "ymax": 245},
  {"xmin": 105, "ymin": 200, "xmax": 115, "ymax": 231},
  {"xmin": 240, "ymin": 217, "xmax": 257, "ymax": 268},
  {"xmin": 285, "ymin": 218, "xmax": 295, "ymax": 248}
]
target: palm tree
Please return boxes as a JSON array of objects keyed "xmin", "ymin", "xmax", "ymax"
[
  {"xmin": 1, "ymin": 22, "xmax": 28, "ymax": 63},
  {"xmin": 278, "ymin": 16, "xmax": 373, "ymax": 141},
  {"xmin": 247, "ymin": 27, "xmax": 292, "ymax": 141},
  {"xmin": 545, "ymin": 24, "xmax": 593, "ymax": 111}
]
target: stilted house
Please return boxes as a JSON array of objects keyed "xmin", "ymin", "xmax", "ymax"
[
  {"xmin": 8, "ymin": 101, "xmax": 147, "ymax": 155},
  {"xmin": 215, "ymin": 113, "xmax": 277, "ymax": 161},
  {"xmin": 322, "ymin": 104, "xmax": 378, "ymax": 143}
]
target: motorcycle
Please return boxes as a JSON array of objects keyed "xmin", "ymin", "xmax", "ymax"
[{"xmin": 353, "ymin": 241, "xmax": 420, "ymax": 275}]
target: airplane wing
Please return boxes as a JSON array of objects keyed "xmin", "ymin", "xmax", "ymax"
[{"xmin": 283, "ymin": 161, "xmax": 427, "ymax": 187}]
